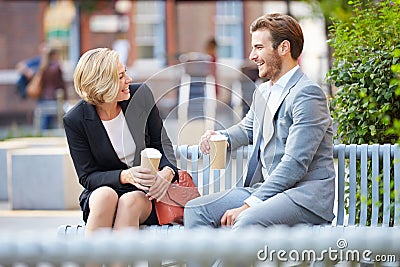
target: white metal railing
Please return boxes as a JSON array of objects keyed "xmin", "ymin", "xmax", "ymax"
[{"xmin": 2, "ymin": 225, "xmax": 400, "ymax": 266}]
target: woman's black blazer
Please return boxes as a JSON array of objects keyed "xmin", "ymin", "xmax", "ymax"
[{"xmin": 63, "ymin": 83, "xmax": 178, "ymax": 207}]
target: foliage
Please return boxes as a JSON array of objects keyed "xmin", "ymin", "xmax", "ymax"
[
  {"xmin": 387, "ymin": 48, "xmax": 400, "ymax": 141},
  {"xmin": 327, "ymin": 0, "xmax": 400, "ymax": 145},
  {"xmin": 302, "ymin": 0, "xmax": 362, "ymax": 28},
  {"xmin": 76, "ymin": 0, "xmax": 114, "ymax": 14},
  {"xmin": 327, "ymin": 0, "xmax": 400, "ymax": 226}
]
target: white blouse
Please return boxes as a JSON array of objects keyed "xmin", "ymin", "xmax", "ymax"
[{"xmin": 101, "ymin": 110, "xmax": 136, "ymax": 167}]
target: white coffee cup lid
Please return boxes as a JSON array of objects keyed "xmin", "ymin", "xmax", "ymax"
[
  {"xmin": 210, "ymin": 134, "xmax": 228, "ymax": 141},
  {"xmin": 141, "ymin": 148, "xmax": 162, "ymax": 158}
]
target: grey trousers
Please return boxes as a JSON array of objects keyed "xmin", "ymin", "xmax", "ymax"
[{"xmin": 184, "ymin": 187, "xmax": 329, "ymax": 230}]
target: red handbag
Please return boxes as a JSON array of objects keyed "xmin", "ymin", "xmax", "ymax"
[{"xmin": 155, "ymin": 170, "xmax": 200, "ymax": 225}]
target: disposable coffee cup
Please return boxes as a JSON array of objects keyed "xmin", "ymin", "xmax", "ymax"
[
  {"xmin": 209, "ymin": 135, "xmax": 228, "ymax": 169},
  {"xmin": 140, "ymin": 148, "xmax": 162, "ymax": 175}
]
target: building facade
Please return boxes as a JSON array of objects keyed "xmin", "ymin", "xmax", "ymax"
[{"xmin": 0, "ymin": 0, "xmax": 328, "ymax": 128}]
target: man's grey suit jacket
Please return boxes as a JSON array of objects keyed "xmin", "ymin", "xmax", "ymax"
[{"xmin": 222, "ymin": 68, "xmax": 335, "ymax": 221}]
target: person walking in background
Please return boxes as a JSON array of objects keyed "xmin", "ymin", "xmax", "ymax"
[
  {"xmin": 15, "ymin": 42, "xmax": 48, "ymax": 99},
  {"xmin": 205, "ymin": 37, "xmax": 219, "ymax": 97},
  {"xmin": 184, "ymin": 13, "xmax": 335, "ymax": 230},
  {"xmin": 63, "ymin": 48, "xmax": 178, "ymax": 235},
  {"xmin": 37, "ymin": 47, "xmax": 66, "ymax": 129}
]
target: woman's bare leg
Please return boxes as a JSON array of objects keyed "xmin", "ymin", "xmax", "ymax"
[
  {"xmin": 85, "ymin": 186, "xmax": 119, "ymax": 236},
  {"xmin": 113, "ymin": 191, "xmax": 152, "ymax": 230}
]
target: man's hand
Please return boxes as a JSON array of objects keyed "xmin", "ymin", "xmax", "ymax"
[
  {"xmin": 199, "ymin": 130, "xmax": 218, "ymax": 154},
  {"xmin": 220, "ymin": 204, "xmax": 250, "ymax": 226}
]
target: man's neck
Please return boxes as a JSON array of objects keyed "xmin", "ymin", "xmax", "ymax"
[{"xmin": 271, "ymin": 60, "xmax": 298, "ymax": 85}]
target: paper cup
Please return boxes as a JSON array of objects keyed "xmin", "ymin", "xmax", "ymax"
[
  {"xmin": 209, "ymin": 135, "xmax": 228, "ymax": 169},
  {"xmin": 140, "ymin": 148, "xmax": 162, "ymax": 175}
]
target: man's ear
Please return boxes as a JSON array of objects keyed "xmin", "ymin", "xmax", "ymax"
[{"xmin": 279, "ymin": 40, "xmax": 291, "ymax": 56}]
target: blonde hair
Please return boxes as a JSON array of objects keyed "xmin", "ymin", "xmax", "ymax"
[{"xmin": 73, "ymin": 48, "xmax": 120, "ymax": 105}]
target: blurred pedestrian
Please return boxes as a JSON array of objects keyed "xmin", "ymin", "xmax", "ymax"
[
  {"xmin": 206, "ymin": 37, "xmax": 219, "ymax": 97},
  {"xmin": 15, "ymin": 42, "xmax": 47, "ymax": 99},
  {"xmin": 35, "ymin": 47, "xmax": 66, "ymax": 130}
]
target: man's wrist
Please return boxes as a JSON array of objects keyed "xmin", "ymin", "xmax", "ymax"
[{"xmin": 244, "ymin": 195, "xmax": 262, "ymax": 207}]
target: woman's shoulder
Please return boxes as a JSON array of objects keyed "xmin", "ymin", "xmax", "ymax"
[{"xmin": 63, "ymin": 99, "xmax": 87, "ymax": 121}]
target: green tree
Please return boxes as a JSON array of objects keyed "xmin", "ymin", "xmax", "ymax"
[
  {"xmin": 327, "ymin": 0, "xmax": 400, "ymax": 225},
  {"xmin": 327, "ymin": 0, "xmax": 400, "ymax": 144}
]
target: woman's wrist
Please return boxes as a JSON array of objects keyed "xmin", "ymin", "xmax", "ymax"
[
  {"xmin": 161, "ymin": 166, "xmax": 175, "ymax": 182},
  {"xmin": 120, "ymin": 169, "xmax": 132, "ymax": 184}
]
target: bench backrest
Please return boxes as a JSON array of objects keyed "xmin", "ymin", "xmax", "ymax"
[
  {"xmin": 334, "ymin": 144, "xmax": 400, "ymax": 227},
  {"xmin": 174, "ymin": 144, "xmax": 400, "ymax": 227}
]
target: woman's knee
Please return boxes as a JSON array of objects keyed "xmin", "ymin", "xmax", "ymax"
[
  {"xmin": 118, "ymin": 191, "xmax": 150, "ymax": 209},
  {"xmin": 89, "ymin": 186, "xmax": 119, "ymax": 209}
]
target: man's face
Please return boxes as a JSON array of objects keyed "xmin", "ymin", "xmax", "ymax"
[{"xmin": 249, "ymin": 29, "xmax": 282, "ymax": 82}]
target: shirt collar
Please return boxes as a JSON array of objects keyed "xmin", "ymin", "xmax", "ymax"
[{"xmin": 274, "ymin": 65, "xmax": 300, "ymax": 89}]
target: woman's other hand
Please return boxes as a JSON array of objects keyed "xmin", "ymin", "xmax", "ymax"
[
  {"xmin": 146, "ymin": 167, "xmax": 174, "ymax": 201},
  {"xmin": 120, "ymin": 166, "xmax": 156, "ymax": 190}
]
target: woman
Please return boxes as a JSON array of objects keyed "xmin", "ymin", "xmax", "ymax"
[
  {"xmin": 63, "ymin": 48, "xmax": 178, "ymax": 235},
  {"xmin": 38, "ymin": 47, "xmax": 66, "ymax": 129}
]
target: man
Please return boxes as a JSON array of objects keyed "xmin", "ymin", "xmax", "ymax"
[{"xmin": 184, "ymin": 13, "xmax": 335, "ymax": 230}]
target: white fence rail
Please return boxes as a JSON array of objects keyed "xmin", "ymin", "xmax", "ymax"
[{"xmin": 2, "ymin": 226, "xmax": 400, "ymax": 266}]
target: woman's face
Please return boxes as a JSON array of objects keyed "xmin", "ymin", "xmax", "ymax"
[{"xmin": 115, "ymin": 60, "xmax": 133, "ymax": 102}]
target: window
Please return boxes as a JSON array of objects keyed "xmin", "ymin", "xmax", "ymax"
[
  {"xmin": 135, "ymin": 1, "xmax": 166, "ymax": 64},
  {"xmin": 215, "ymin": 1, "xmax": 243, "ymax": 60}
]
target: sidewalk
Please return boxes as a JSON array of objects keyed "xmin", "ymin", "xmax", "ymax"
[{"xmin": 0, "ymin": 201, "xmax": 82, "ymax": 235}]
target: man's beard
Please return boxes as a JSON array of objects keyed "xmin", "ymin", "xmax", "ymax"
[{"xmin": 261, "ymin": 50, "xmax": 282, "ymax": 82}]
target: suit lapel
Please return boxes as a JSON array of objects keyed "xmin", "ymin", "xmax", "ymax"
[
  {"xmin": 83, "ymin": 102, "xmax": 124, "ymax": 167},
  {"xmin": 245, "ymin": 68, "xmax": 305, "ymax": 186},
  {"xmin": 244, "ymin": 84, "xmax": 269, "ymax": 186},
  {"xmin": 254, "ymin": 83, "xmax": 270, "ymax": 148},
  {"xmin": 123, "ymin": 84, "xmax": 147, "ymax": 166},
  {"xmin": 261, "ymin": 68, "xmax": 304, "ymax": 148}
]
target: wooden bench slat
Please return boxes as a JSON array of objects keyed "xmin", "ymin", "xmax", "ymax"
[
  {"xmin": 382, "ymin": 144, "xmax": 391, "ymax": 226},
  {"xmin": 359, "ymin": 144, "xmax": 368, "ymax": 226},
  {"xmin": 335, "ymin": 144, "xmax": 346, "ymax": 226},
  {"xmin": 202, "ymin": 153, "xmax": 210, "ymax": 196},
  {"xmin": 225, "ymin": 150, "xmax": 233, "ymax": 190},
  {"xmin": 189, "ymin": 145, "xmax": 199, "ymax": 186},
  {"xmin": 393, "ymin": 144, "xmax": 400, "ymax": 226},
  {"xmin": 348, "ymin": 144, "xmax": 357, "ymax": 225},
  {"xmin": 236, "ymin": 146, "xmax": 244, "ymax": 187},
  {"xmin": 370, "ymin": 144, "xmax": 380, "ymax": 226},
  {"xmin": 213, "ymin": 169, "xmax": 221, "ymax": 193}
]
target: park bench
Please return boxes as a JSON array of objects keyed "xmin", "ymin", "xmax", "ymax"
[
  {"xmin": 58, "ymin": 143, "xmax": 400, "ymax": 235},
  {"xmin": 1, "ymin": 143, "xmax": 398, "ymax": 266}
]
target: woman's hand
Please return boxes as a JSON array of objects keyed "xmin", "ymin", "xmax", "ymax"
[
  {"xmin": 146, "ymin": 168, "xmax": 174, "ymax": 201},
  {"xmin": 199, "ymin": 130, "xmax": 218, "ymax": 154},
  {"xmin": 120, "ymin": 166, "xmax": 156, "ymax": 190}
]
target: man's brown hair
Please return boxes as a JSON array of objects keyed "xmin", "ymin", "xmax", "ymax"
[{"xmin": 250, "ymin": 13, "xmax": 304, "ymax": 60}]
